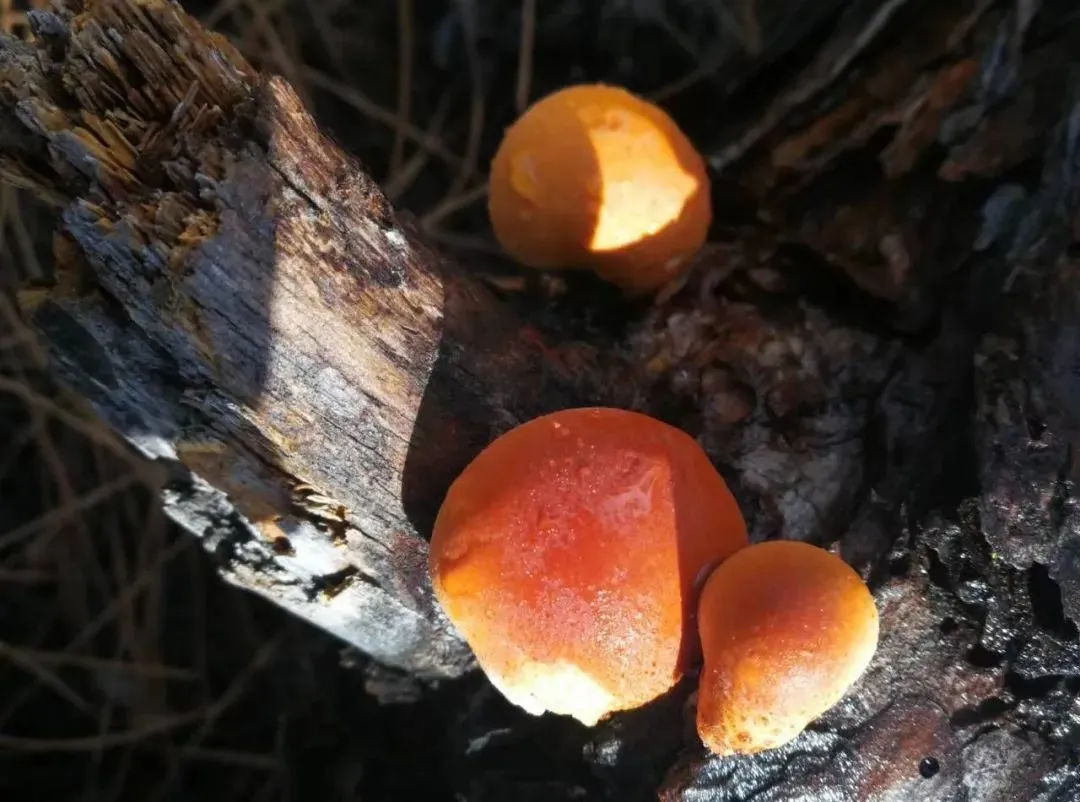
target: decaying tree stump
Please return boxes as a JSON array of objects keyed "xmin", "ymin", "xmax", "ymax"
[{"xmin": 5, "ymin": 0, "xmax": 1080, "ymax": 799}]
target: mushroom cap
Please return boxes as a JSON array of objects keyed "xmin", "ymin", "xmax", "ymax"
[
  {"xmin": 695, "ymin": 540, "xmax": 879, "ymax": 756},
  {"xmin": 429, "ymin": 407, "xmax": 747, "ymax": 725},
  {"xmin": 487, "ymin": 84, "xmax": 711, "ymax": 294}
]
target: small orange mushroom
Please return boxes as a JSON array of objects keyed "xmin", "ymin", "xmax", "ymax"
[
  {"xmin": 429, "ymin": 407, "xmax": 747, "ymax": 725},
  {"xmin": 695, "ymin": 540, "xmax": 879, "ymax": 756},
  {"xmin": 487, "ymin": 84, "xmax": 712, "ymax": 295}
]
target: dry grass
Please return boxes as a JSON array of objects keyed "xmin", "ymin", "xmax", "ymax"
[
  {"xmin": 0, "ymin": 289, "xmax": 302, "ymax": 800},
  {"xmin": 0, "ymin": 285, "xmax": 404, "ymax": 801}
]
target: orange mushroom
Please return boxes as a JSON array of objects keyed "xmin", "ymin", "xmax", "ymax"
[
  {"xmin": 695, "ymin": 540, "xmax": 879, "ymax": 756},
  {"xmin": 487, "ymin": 84, "xmax": 712, "ymax": 295},
  {"xmin": 429, "ymin": 407, "xmax": 747, "ymax": 725}
]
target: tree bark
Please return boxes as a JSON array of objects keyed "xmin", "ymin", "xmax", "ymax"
[{"xmin": 0, "ymin": 0, "xmax": 626, "ymax": 679}]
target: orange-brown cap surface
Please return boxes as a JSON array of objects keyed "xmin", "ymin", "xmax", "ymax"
[
  {"xmin": 487, "ymin": 84, "xmax": 712, "ymax": 295},
  {"xmin": 696, "ymin": 540, "xmax": 879, "ymax": 756},
  {"xmin": 429, "ymin": 407, "xmax": 747, "ymax": 725}
]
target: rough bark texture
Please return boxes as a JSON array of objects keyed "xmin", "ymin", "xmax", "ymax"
[
  {"xmin": 0, "ymin": 0, "xmax": 625, "ymax": 679},
  {"xmin": 5, "ymin": 0, "xmax": 1080, "ymax": 800}
]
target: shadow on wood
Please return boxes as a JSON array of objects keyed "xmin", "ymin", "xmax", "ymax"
[{"xmin": 0, "ymin": 0, "xmax": 626, "ymax": 679}]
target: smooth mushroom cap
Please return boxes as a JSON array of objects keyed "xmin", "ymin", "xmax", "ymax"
[
  {"xmin": 695, "ymin": 540, "xmax": 879, "ymax": 756},
  {"xmin": 487, "ymin": 84, "xmax": 712, "ymax": 294},
  {"xmin": 429, "ymin": 407, "xmax": 747, "ymax": 725}
]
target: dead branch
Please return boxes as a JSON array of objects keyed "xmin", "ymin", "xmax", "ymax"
[{"xmin": 0, "ymin": 0, "xmax": 626, "ymax": 678}]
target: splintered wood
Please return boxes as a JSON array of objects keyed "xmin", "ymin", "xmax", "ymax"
[{"xmin": 0, "ymin": 0, "xmax": 619, "ymax": 677}]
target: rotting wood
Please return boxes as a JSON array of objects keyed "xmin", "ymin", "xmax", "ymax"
[{"xmin": 0, "ymin": 0, "xmax": 628, "ymax": 678}]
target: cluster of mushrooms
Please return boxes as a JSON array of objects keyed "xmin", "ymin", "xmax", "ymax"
[{"xmin": 427, "ymin": 86, "xmax": 879, "ymax": 758}]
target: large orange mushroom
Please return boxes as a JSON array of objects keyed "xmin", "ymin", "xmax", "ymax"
[
  {"xmin": 487, "ymin": 84, "xmax": 712, "ymax": 295},
  {"xmin": 428, "ymin": 407, "xmax": 747, "ymax": 725},
  {"xmin": 695, "ymin": 539, "xmax": 879, "ymax": 756}
]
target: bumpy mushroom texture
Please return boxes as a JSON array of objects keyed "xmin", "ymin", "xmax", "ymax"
[
  {"xmin": 695, "ymin": 540, "xmax": 878, "ymax": 756},
  {"xmin": 487, "ymin": 83, "xmax": 712, "ymax": 295},
  {"xmin": 429, "ymin": 407, "xmax": 748, "ymax": 725},
  {"xmin": 629, "ymin": 254, "xmax": 895, "ymax": 544}
]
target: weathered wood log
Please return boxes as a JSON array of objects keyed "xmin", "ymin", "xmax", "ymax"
[{"xmin": 0, "ymin": 0, "xmax": 628, "ymax": 679}]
